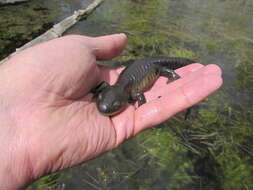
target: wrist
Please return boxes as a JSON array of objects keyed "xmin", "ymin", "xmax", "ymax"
[
  {"xmin": 0, "ymin": 157, "xmax": 29, "ymax": 190},
  {"xmin": 0, "ymin": 70, "xmax": 35, "ymax": 189},
  {"xmin": 0, "ymin": 115, "xmax": 33, "ymax": 190}
]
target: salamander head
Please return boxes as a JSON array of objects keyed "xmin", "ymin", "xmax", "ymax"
[{"xmin": 96, "ymin": 86, "xmax": 128, "ymax": 116}]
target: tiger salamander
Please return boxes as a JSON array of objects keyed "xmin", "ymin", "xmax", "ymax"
[{"xmin": 92, "ymin": 56, "xmax": 195, "ymax": 116}]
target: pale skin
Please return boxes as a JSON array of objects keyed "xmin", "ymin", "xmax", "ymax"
[{"xmin": 0, "ymin": 34, "xmax": 222, "ymax": 190}]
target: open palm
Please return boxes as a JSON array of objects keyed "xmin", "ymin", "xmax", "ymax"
[{"xmin": 0, "ymin": 34, "xmax": 222, "ymax": 189}]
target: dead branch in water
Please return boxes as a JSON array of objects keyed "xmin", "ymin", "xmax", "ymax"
[
  {"xmin": 0, "ymin": 0, "xmax": 105, "ymax": 64},
  {"xmin": 0, "ymin": 0, "xmax": 29, "ymax": 4}
]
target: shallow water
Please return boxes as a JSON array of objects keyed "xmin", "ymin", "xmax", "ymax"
[{"xmin": 1, "ymin": 0, "xmax": 253, "ymax": 189}]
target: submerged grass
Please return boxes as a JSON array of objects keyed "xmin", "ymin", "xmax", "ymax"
[{"xmin": 0, "ymin": 1, "xmax": 58, "ymax": 60}]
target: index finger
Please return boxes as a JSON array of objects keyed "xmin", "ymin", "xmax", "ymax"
[{"xmin": 134, "ymin": 64, "xmax": 222, "ymax": 134}]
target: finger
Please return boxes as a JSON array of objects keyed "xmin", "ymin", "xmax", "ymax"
[
  {"xmin": 145, "ymin": 63, "xmax": 204, "ymax": 100},
  {"xmin": 115, "ymin": 62, "xmax": 203, "ymax": 75},
  {"xmin": 100, "ymin": 63, "xmax": 205, "ymax": 104},
  {"xmin": 95, "ymin": 63, "xmax": 124, "ymax": 88},
  {"xmin": 87, "ymin": 33, "xmax": 128, "ymax": 60},
  {"xmin": 175, "ymin": 63, "xmax": 204, "ymax": 76},
  {"xmin": 109, "ymin": 63, "xmax": 204, "ymax": 89},
  {"xmin": 145, "ymin": 63, "xmax": 214, "ymax": 101},
  {"xmin": 134, "ymin": 64, "xmax": 222, "ymax": 134}
]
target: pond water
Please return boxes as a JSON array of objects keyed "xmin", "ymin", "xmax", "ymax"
[{"xmin": 1, "ymin": 0, "xmax": 253, "ymax": 189}]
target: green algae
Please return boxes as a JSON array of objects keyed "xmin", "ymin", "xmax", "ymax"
[
  {"xmin": 27, "ymin": 173, "xmax": 62, "ymax": 190},
  {"xmin": 0, "ymin": 0, "xmax": 58, "ymax": 60}
]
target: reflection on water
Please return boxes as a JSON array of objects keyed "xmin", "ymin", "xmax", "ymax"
[
  {"xmin": 44, "ymin": 0, "xmax": 94, "ymax": 21},
  {"xmin": 1, "ymin": 0, "xmax": 253, "ymax": 189}
]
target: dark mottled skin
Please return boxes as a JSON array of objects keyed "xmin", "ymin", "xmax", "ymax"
[{"xmin": 92, "ymin": 56, "xmax": 195, "ymax": 116}]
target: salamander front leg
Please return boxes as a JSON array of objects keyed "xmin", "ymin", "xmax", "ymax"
[
  {"xmin": 161, "ymin": 67, "xmax": 181, "ymax": 83},
  {"xmin": 90, "ymin": 81, "xmax": 110, "ymax": 97},
  {"xmin": 136, "ymin": 93, "xmax": 146, "ymax": 107}
]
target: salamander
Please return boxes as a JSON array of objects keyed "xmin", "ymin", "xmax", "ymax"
[{"xmin": 92, "ymin": 56, "xmax": 195, "ymax": 116}]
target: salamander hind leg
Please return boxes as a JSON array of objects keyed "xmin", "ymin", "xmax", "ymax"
[{"xmin": 160, "ymin": 67, "xmax": 181, "ymax": 84}]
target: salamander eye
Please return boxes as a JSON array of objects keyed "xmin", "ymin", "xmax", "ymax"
[{"xmin": 113, "ymin": 101, "xmax": 121, "ymax": 107}]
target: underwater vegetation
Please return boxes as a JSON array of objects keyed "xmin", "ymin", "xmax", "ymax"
[{"xmin": 0, "ymin": 1, "xmax": 57, "ymax": 60}]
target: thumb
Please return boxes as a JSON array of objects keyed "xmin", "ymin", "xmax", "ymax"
[{"xmin": 87, "ymin": 33, "xmax": 128, "ymax": 60}]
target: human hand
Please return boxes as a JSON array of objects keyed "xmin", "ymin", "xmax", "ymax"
[{"xmin": 0, "ymin": 34, "xmax": 222, "ymax": 190}]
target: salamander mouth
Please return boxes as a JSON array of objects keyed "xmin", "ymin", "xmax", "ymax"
[
  {"xmin": 98, "ymin": 105, "xmax": 126, "ymax": 116},
  {"xmin": 100, "ymin": 111, "xmax": 120, "ymax": 116}
]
